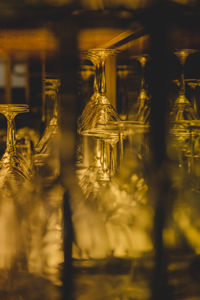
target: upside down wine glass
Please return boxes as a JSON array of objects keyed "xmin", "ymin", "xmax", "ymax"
[
  {"xmin": 36, "ymin": 78, "xmax": 60, "ymax": 154},
  {"xmin": 169, "ymin": 49, "xmax": 198, "ymax": 175},
  {"xmin": 132, "ymin": 54, "xmax": 150, "ymax": 124},
  {"xmin": 77, "ymin": 54, "xmax": 99, "ymax": 135},
  {"xmin": 34, "ymin": 78, "xmax": 60, "ymax": 183},
  {"xmin": 0, "ymin": 104, "xmax": 30, "ymax": 183},
  {"xmin": 78, "ymin": 49, "xmax": 121, "ymax": 182},
  {"xmin": 0, "ymin": 104, "xmax": 31, "ymax": 295},
  {"xmin": 0, "ymin": 103, "xmax": 63, "ymax": 298},
  {"xmin": 78, "ymin": 48, "xmax": 120, "ymax": 135},
  {"xmin": 186, "ymin": 78, "xmax": 200, "ymax": 118},
  {"xmin": 170, "ymin": 49, "xmax": 198, "ymax": 122},
  {"xmin": 178, "ymin": 79, "xmax": 200, "ymax": 175},
  {"xmin": 169, "ymin": 50, "xmax": 199, "ymax": 172}
]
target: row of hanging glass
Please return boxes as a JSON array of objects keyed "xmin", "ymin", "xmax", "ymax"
[{"xmin": 0, "ymin": 48, "xmax": 200, "ymax": 299}]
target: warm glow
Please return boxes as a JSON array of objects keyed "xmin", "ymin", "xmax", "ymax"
[
  {"xmin": 0, "ymin": 28, "xmax": 58, "ymax": 58},
  {"xmin": 78, "ymin": 28, "xmax": 131, "ymax": 51}
]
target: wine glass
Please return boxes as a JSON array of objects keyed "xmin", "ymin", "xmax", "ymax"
[
  {"xmin": 34, "ymin": 78, "xmax": 60, "ymax": 183},
  {"xmin": 36, "ymin": 78, "xmax": 60, "ymax": 153},
  {"xmin": 94, "ymin": 123, "xmax": 121, "ymax": 178},
  {"xmin": 168, "ymin": 50, "xmax": 199, "ymax": 173},
  {"xmin": 43, "ymin": 78, "xmax": 60, "ymax": 126},
  {"xmin": 131, "ymin": 54, "xmax": 150, "ymax": 123},
  {"xmin": 16, "ymin": 127, "xmax": 40, "ymax": 159},
  {"xmin": 77, "ymin": 49, "xmax": 121, "ymax": 193},
  {"xmin": 0, "ymin": 104, "xmax": 32, "ymax": 291},
  {"xmin": 0, "ymin": 104, "xmax": 30, "ymax": 183},
  {"xmin": 170, "ymin": 49, "xmax": 198, "ymax": 122},
  {"xmin": 77, "ymin": 54, "xmax": 99, "ymax": 135},
  {"xmin": 117, "ymin": 64, "xmax": 131, "ymax": 121},
  {"xmin": 0, "ymin": 105, "xmax": 63, "ymax": 297},
  {"xmin": 78, "ymin": 129, "xmax": 120, "ymax": 203},
  {"xmin": 78, "ymin": 48, "xmax": 120, "ymax": 136},
  {"xmin": 186, "ymin": 78, "xmax": 200, "ymax": 118}
]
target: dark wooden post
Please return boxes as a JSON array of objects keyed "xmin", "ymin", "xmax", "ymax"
[
  {"xmin": 56, "ymin": 17, "xmax": 79, "ymax": 300},
  {"xmin": 147, "ymin": 3, "xmax": 173, "ymax": 300}
]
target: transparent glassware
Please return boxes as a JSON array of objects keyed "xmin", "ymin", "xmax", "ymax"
[
  {"xmin": 132, "ymin": 54, "xmax": 150, "ymax": 123},
  {"xmin": 72, "ymin": 119, "xmax": 154, "ymax": 300},
  {"xmin": 36, "ymin": 78, "xmax": 60, "ymax": 153},
  {"xmin": 43, "ymin": 78, "xmax": 60, "ymax": 126},
  {"xmin": 0, "ymin": 104, "xmax": 31, "ymax": 183},
  {"xmin": 168, "ymin": 120, "xmax": 200, "ymax": 176},
  {"xmin": 0, "ymin": 176, "xmax": 63, "ymax": 300},
  {"xmin": 170, "ymin": 49, "xmax": 198, "ymax": 122},
  {"xmin": 165, "ymin": 124, "xmax": 200, "ymax": 300},
  {"xmin": 77, "ymin": 48, "xmax": 122, "ymax": 201},
  {"xmin": 34, "ymin": 78, "xmax": 60, "ymax": 183},
  {"xmin": 33, "ymin": 79, "xmax": 64, "ymax": 291},
  {"xmin": 0, "ymin": 105, "xmax": 31, "ymax": 271},
  {"xmin": 185, "ymin": 121, "xmax": 200, "ymax": 175},
  {"xmin": 78, "ymin": 48, "xmax": 120, "ymax": 136},
  {"xmin": 168, "ymin": 50, "xmax": 199, "ymax": 175},
  {"xmin": 117, "ymin": 64, "xmax": 130, "ymax": 121},
  {"xmin": 78, "ymin": 129, "xmax": 120, "ymax": 205},
  {"xmin": 166, "ymin": 53, "xmax": 200, "ymax": 298},
  {"xmin": 0, "ymin": 105, "xmax": 63, "ymax": 299},
  {"xmin": 168, "ymin": 121, "xmax": 191, "ymax": 170},
  {"xmin": 186, "ymin": 78, "xmax": 200, "ymax": 119},
  {"xmin": 77, "ymin": 54, "xmax": 99, "ymax": 134},
  {"xmin": 16, "ymin": 126, "xmax": 40, "ymax": 158}
]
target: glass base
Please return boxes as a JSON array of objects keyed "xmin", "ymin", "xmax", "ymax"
[{"xmin": 0, "ymin": 104, "xmax": 29, "ymax": 115}]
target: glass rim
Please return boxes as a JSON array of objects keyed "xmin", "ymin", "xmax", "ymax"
[
  {"xmin": 0, "ymin": 104, "xmax": 30, "ymax": 113},
  {"xmin": 81, "ymin": 48, "xmax": 120, "ymax": 61},
  {"xmin": 174, "ymin": 48, "xmax": 199, "ymax": 55}
]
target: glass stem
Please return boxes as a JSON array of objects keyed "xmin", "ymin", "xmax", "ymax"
[
  {"xmin": 109, "ymin": 143, "xmax": 115, "ymax": 176},
  {"xmin": 140, "ymin": 57, "xmax": 146, "ymax": 90},
  {"xmin": 193, "ymin": 90, "xmax": 198, "ymax": 115},
  {"xmin": 101, "ymin": 140, "xmax": 109, "ymax": 180},
  {"xmin": 95, "ymin": 139, "xmax": 102, "ymax": 168},
  {"xmin": 6, "ymin": 113, "xmax": 16, "ymax": 154},
  {"xmin": 136, "ymin": 56, "xmax": 149, "ymax": 122},
  {"xmin": 52, "ymin": 92, "xmax": 59, "ymax": 129},
  {"xmin": 94, "ymin": 61, "xmax": 99, "ymax": 94},
  {"xmin": 176, "ymin": 51, "xmax": 188, "ymax": 102},
  {"xmin": 137, "ymin": 55, "xmax": 147, "ymax": 92},
  {"xmin": 180, "ymin": 72, "xmax": 186, "ymax": 96},
  {"xmin": 98, "ymin": 57, "xmax": 106, "ymax": 95},
  {"xmin": 188, "ymin": 129, "xmax": 194, "ymax": 175},
  {"xmin": 83, "ymin": 136, "xmax": 89, "ymax": 167},
  {"xmin": 119, "ymin": 132, "xmax": 124, "ymax": 167},
  {"xmin": 46, "ymin": 93, "xmax": 58, "ymax": 125},
  {"xmin": 178, "ymin": 151, "xmax": 183, "ymax": 169}
]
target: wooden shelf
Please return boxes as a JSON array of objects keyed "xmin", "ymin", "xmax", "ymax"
[
  {"xmin": 0, "ymin": 28, "xmax": 58, "ymax": 60},
  {"xmin": 0, "ymin": 4, "xmax": 199, "ymax": 61}
]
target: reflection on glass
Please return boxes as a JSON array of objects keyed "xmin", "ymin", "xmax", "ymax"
[
  {"xmin": 35, "ymin": 78, "xmax": 60, "ymax": 183},
  {"xmin": 78, "ymin": 48, "xmax": 120, "ymax": 136},
  {"xmin": 166, "ymin": 51, "xmax": 200, "ymax": 291},
  {"xmin": 132, "ymin": 54, "xmax": 150, "ymax": 123},
  {"xmin": 117, "ymin": 64, "xmax": 130, "ymax": 120},
  {"xmin": 0, "ymin": 104, "xmax": 31, "ymax": 183},
  {"xmin": 0, "ymin": 104, "xmax": 64, "ymax": 300},
  {"xmin": 186, "ymin": 78, "xmax": 200, "ymax": 119},
  {"xmin": 74, "ymin": 117, "xmax": 153, "ymax": 300},
  {"xmin": 77, "ymin": 48, "xmax": 121, "ymax": 205},
  {"xmin": 170, "ymin": 49, "xmax": 198, "ymax": 122}
]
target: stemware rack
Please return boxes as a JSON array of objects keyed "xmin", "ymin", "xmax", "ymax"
[{"xmin": 0, "ymin": 1, "xmax": 200, "ymax": 300}]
